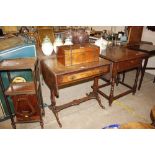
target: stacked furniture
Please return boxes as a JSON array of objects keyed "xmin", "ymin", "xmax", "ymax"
[
  {"xmin": 0, "ymin": 58, "xmax": 44, "ymax": 128},
  {"xmin": 0, "ymin": 37, "xmax": 37, "ymax": 121}
]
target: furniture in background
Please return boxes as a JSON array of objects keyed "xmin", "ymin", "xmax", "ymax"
[
  {"xmin": 41, "ymin": 56, "xmax": 111, "ymax": 127},
  {"xmin": 0, "ymin": 37, "xmax": 37, "ymax": 121},
  {"xmin": 127, "ymin": 26, "xmax": 143, "ymax": 45},
  {"xmin": 0, "ymin": 28, "xmax": 4, "ymax": 37},
  {"xmin": 37, "ymin": 28, "xmax": 55, "ymax": 47},
  {"xmin": 0, "ymin": 58, "xmax": 44, "ymax": 128},
  {"xmin": 99, "ymin": 46, "xmax": 148, "ymax": 106},
  {"xmin": 120, "ymin": 105, "xmax": 155, "ymax": 128},
  {"xmin": 120, "ymin": 122, "xmax": 155, "ymax": 129},
  {"xmin": 2, "ymin": 26, "xmax": 18, "ymax": 35},
  {"xmin": 122, "ymin": 26, "xmax": 155, "ymax": 89},
  {"xmin": 104, "ymin": 105, "xmax": 155, "ymax": 129},
  {"xmin": 37, "ymin": 26, "xmax": 52, "ymax": 29}
]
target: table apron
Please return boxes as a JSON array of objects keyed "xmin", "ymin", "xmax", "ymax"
[
  {"xmin": 117, "ymin": 58, "xmax": 142, "ymax": 72},
  {"xmin": 57, "ymin": 65, "xmax": 110, "ymax": 85}
]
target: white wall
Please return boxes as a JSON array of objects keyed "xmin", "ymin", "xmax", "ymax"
[
  {"xmin": 141, "ymin": 27, "xmax": 155, "ymax": 75},
  {"xmin": 141, "ymin": 27, "xmax": 155, "ymax": 45}
]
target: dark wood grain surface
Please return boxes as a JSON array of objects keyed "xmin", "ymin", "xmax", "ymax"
[
  {"xmin": 41, "ymin": 57, "xmax": 110, "ymax": 76},
  {"xmin": 0, "ymin": 58, "xmax": 37, "ymax": 71},
  {"xmin": 57, "ymin": 43, "xmax": 100, "ymax": 66},
  {"xmin": 100, "ymin": 46, "xmax": 148, "ymax": 62},
  {"xmin": 127, "ymin": 43, "xmax": 155, "ymax": 55}
]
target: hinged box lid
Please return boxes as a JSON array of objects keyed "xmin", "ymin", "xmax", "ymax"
[{"xmin": 57, "ymin": 43, "xmax": 100, "ymax": 66}]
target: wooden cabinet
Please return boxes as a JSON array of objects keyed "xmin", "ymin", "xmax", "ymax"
[
  {"xmin": 12, "ymin": 94, "xmax": 40, "ymax": 122},
  {"xmin": 0, "ymin": 37, "xmax": 36, "ymax": 121},
  {"xmin": 0, "ymin": 58, "xmax": 44, "ymax": 128},
  {"xmin": 127, "ymin": 26, "xmax": 143, "ymax": 45}
]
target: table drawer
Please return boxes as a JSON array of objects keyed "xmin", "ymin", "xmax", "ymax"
[
  {"xmin": 58, "ymin": 66, "xmax": 109, "ymax": 84},
  {"xmin": 117, "ymin": 59, "xmax": 142, "ymax": 72}
]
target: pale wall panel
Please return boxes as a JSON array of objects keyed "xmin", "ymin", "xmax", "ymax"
[{"xmin": 141, "ymin": 27, "xmax": 155, "ymax": 75}]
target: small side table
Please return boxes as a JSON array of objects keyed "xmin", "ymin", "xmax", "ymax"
[
  {"xmin": 99, "ymin": 46, "xmax": 149, "ymax": 106},
  {"xmin": 127, "ymin": 43, "xmax": 155, "ymax": 89},
  {"xmin": 0, "ymin": 58, "xmax": 44, "ymax": 129}
]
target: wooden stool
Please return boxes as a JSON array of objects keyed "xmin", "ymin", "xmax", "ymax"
[
  {"xmin": 150, "ymin": 106, "xmax": 155, "ymax": 126},
  {"xmin": 120, "ymin": 122, "xmax": 155, "ymax": 129}
]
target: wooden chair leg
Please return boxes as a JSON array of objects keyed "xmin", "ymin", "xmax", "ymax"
[
  {"xmin": 138, "ymin": 58, "xmax": 148, "ymax": 90},
  {"xmin": 122, "ymin": 71, "xmax": 126, "ymax": 83},
  {"xmin": 132, "ymin": 68, "xmax": 140, "ymax": 95},
  {"xmin": 153, "ymin": 76, "xmax": 155, "ymax": 83},
  {"xmin": 116, "ymin": 74, "xmax": 120, "ymax": 86},
  {"xmin": 150, "ymin": 106, "xmax": 155, "ymax": 126}
]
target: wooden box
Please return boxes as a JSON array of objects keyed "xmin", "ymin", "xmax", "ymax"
[{"xmin": 57, "ymin": 43, "xmax": 100, "ymax": 66}]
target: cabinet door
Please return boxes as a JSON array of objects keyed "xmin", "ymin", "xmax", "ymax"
[
  {"xmin": 127, "ymin": 26, "xmax": 143, "ymax": 45},
  {"xmin": 12, "ymin": 94, "xmax": 40, "ymax": 122}
]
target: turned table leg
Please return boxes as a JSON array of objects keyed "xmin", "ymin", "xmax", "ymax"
[
  {"xmin": 109, "ymin": 76, "xmax": 115, "ymax": 106},
  {"xmin": 109, "ymin": 63, "xmax": 117, "ymax": 106},
  {"xmin": 132, "ymin": 67, "xmax": 141, "ymax": 95},
  {"xmin": 138, "ymin": 57, "xmax": 148, "ymax": 90},
  {"xmin": 40, "ymin": 119, "xmax": 44, "ymax": 129},
  {"xmin": 91, "ymin": 77, "xmax": 105, "ymax": 109},
  {"xmin": 48, "ymin": 90, "xmax": 62, "ymax": 128},
  {"xmin": 150, "ymin": 106, "xmax": 155, "ymax": 126}
]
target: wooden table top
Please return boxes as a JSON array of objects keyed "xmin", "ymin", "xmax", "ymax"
[
  {"xmin": 100, "ymin": 46, "xmax": 149, "ymax": 63},
  {"xmin": 127, "ymin": 43, "xmax": 155, "ymax": 54},
  {"xmin": 41, "ymin": 57, "xmax": 111, "ymax": 76},
  {"xmin": 0, "ymin": 58, "xmax": 37, "ymax": 71}
]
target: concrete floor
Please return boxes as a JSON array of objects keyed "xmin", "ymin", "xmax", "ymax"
[{"xmin": 0, "ymin": 70, "xmax": 155, "ymax": 129}]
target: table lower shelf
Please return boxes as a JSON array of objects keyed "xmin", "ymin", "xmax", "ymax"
[{"xmin": 49, "ymin": 90, "xmax": 105, "ymax": 128}]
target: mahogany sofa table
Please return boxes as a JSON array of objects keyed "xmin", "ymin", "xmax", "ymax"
[
  {"xmin": 41, "ymin": 57, "xmax": 111, "ymax": 127},
  {"xmin": 99, "ymin": 46, "xmax": 149, "ymax": 106}
]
